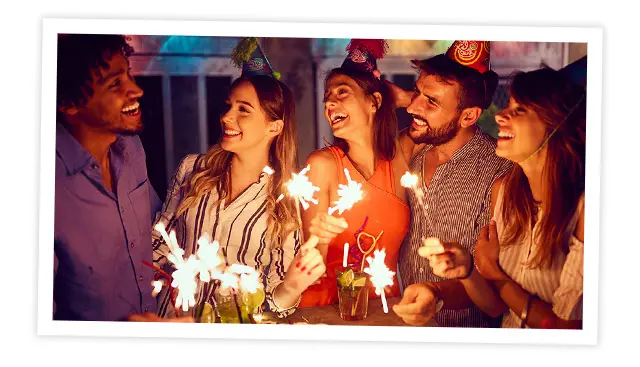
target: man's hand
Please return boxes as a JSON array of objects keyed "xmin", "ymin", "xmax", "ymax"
[
  {"xmin": 419, "ymin": 237, "xmax": 472, "ymax": 279},
  {"xmin": 384, "ymin": 80, "xmax": 413, "ymax": 108},
  {"xmin": 392, "ymin": 283, "xmax": 439, "ymax": 326}
]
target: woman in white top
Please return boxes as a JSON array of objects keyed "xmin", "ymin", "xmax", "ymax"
[
  {"xmin": 152, "ymin": 71, "xmax": 325, "ymax": 319},
  {"xmin": 419, "ymin": 67, "xmax": 586, "ymax": 329}
]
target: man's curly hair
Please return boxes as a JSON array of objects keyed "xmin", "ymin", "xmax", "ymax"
[{"xmin": 57, "ymin": 34, "xmax": 134, "ymax": 108}]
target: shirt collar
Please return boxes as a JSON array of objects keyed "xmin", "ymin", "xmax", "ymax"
[
  {"xmin": 56, "ymin": 121, "xmax": 128, "ymax": 176},
  {"xmin": 56, "ymin": 122, "xmax": 94, "ymax": 176},
  {"xmin": 423, "ymin": 128, "xmax": 484, "ymax": 165},
  {"xmin": 448, "ymin": 128, "xmax": 484, "ymax": 163}
]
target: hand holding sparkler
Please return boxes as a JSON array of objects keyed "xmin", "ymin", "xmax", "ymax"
[
  {"xmin": 281, "ymin": 233, "xmax": 327, "ymax": 297},
  {"xmin": 418, "ymin": 237, "xmax": 473, "ymax": 280},
  {"xmin": 307, "ymin": 212, "xmax": 349, "ymax": 246},
  {"xmin": 282, "ymin": 165, "xmax": 362, "ymax": 248}
]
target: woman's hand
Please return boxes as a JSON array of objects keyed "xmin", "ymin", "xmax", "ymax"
[
  {"xmin": 474, "ymin": 220, "xmax": 507, "ymax": 281},
  {"xmin": 282, "ymin": 236, "xmax": 327, "ymax": 295},
  {"xmin": 308, "ymin": 212, "xmax": 348, "ymax": 246},
  {"xmin": 418, "ymin": 237, "xmax": 472, "ymax": 279}
]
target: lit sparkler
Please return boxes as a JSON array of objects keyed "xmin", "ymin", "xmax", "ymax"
[
  {"xmin": 328, "ymin": 168, "xmax": 364, "ymax": 215},
  {"xmin": 363, "ymin": 249, "xmax": 395, "ymax": 313},
  {"xmin": 280, "ymin": 165, "xmax": 320, "ymax": 209}
]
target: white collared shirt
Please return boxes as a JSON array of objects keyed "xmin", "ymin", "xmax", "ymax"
[{"xmin": 152, "ymin": 154, "xmax": 301, "ymax": 318}]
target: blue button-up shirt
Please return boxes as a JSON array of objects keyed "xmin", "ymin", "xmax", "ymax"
[{"xmin": 54, "ymin": 122, "xmax": 162, "ymax": 321}]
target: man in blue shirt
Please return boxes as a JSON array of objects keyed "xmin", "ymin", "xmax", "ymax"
[{"xmin": 54, "ymin": 34, "xmax": 163, "ymax": 321}]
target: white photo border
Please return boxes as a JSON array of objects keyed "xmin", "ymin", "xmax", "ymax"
[{"xmin": 38, "ymin": 18, "xmax": 602, "ymax": 346}]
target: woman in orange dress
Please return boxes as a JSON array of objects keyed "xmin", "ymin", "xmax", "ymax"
[{"xmin": 298, "ymin": 39, "xmax": 410, "ymax": 307}]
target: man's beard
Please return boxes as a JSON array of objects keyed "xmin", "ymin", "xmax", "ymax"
[
  {"xmin": 109, "ymin": 117, "xmax": 144, "ymax": 136},
  {"xmin": 113, "ymin": 122, "xmax": 144, "ymax": 136},
  {"xmin": 410, "ymin": 112, "xmax": 461, "ymax": 146}
]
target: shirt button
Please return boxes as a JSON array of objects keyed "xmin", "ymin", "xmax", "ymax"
[
  {"xmin": 420, "ymin": 268, "xmax": 424, "ymax": 273},
  {"xmin": 130, "ymin": 242, "xmax": 135, "ymax": 249},
  {"xmin": 92, "ymin": 164, "xmax": 99, "ymax": 169},
  {"xmin": 144, "ymin": 307, "xmax": 149, "ymax": 312},
  {"xmin": 139, "ymin": 276, "xmax": 143, "ymax": 281}
]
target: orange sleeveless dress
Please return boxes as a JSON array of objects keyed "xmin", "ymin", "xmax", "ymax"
[{"xmin": 298, "ymin": 146, "xmax": 410, "ymax": 307}]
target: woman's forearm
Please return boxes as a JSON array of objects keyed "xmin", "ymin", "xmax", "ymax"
[
  {"xmin": 272, "ymin": 280, "xmax": 301, "ymax": 310},
  {"xmin": 493, "ymin": 278, "xmax": 582, "ymax": 329},
  {"xmin": 460, "ymin": 269, "xmax": 508, "ymax": 318}
]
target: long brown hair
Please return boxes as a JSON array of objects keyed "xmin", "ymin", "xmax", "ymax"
[
  {"xmin": 176, "ymin": 74, "xmax": 299, "ymax": 248},
  {"xmin": 500, "ymin": 67, "xmax": 586, "ymax": 268},
  {"xmin": 326, "ymin": 68, "xmax": 397, "ymax": 161}
]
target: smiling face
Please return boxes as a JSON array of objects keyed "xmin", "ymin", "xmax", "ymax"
[
  {"xmin": 406, "ymin": 72, "xmax": 462, "ymax": 146},
  {"xmin": 219, "ymin": 80, "xmax": 278, "ymax": 154},
  {"xmin": 494, "ymin": 97, "xmax": 548, "ymax": 162},
  {"xmin": 323, "ymin": 73, "xmax": 377, "ymax": 140},
  {"xmin": 63, "ymin": 50, "xmax": 144, "ymax": 135}
]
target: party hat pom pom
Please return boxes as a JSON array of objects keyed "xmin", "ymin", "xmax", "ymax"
[
  {"xmin": 346, "ymin": 39, "xmax": 389, "ymax": 59},
  {"xmin": 272, "ymin": 71, "xmax": 281, "ymax": 80},
  {"xmin": 231, "ymin": 37, "xmax": 259, "ymax": 68}
]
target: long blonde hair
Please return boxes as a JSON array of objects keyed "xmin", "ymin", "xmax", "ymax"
[{"xmin": 176, "ymin": 75, "xmax": 299, "ymax": 248}]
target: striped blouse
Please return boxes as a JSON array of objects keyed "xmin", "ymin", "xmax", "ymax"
[
  {"xmin": 495, "ymin": 183, "xmax": 584, "ymax": 328},
  {"xmin": 152, "ymin": 154, "xmax": 301, "ymax": 319},
  {"xmin": 398, "ymin": 129, "xmax": 513, "ymax": 328}
]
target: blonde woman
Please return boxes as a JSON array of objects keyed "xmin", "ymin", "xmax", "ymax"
[{"xmin": 152, "ymin": 45, "xmax": 325, "ymax": 319}]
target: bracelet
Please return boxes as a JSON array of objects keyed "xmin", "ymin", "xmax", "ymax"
[
  {"xmin": 460, "ymin": 254, "xmax": 474, "ymax": 280},
  {"xmin": 520, "ymin": 295, "xmax": 532, "ymax": 328}
]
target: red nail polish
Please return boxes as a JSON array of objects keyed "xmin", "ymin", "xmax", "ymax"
[
  {"xmin": 307, "ymin": 271, "xmax": 312, "ymax": 275},
  {"xmin": 296, "ymin": 262, "xmax": 300, "ymax": 268},
  {"xmin": 300, "ymin": 266, "xmax": 306, "ymax": 272}
]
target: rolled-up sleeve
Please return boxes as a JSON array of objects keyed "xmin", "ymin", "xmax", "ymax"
[{"xmin": 551, "ymin": 236, "xmax": 584, "ymax": 320}]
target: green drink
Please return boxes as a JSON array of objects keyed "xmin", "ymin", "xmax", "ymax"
[
  {"xmin": 213, "ymin": 286, "xmax": 265, "ymax": 324},
  {"xmin": 195, "ymin": 302, "xmax": 215, "ymax": 323},
  {"xmin": 336, "ymin": 267, "xmax": 370, "ymax": 321}
]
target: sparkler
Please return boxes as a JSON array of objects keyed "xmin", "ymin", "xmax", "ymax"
[
  {"xmin": 280, "ymin": 165, "xmax": 320, "ymax": 209},
  {"xmin": 363, "ymin": 249, "xmax": 395, "ymax": 314},
  {"xmin": 342, "ymin": 242, "xmax": 349, "ymax": 268},
  {"xmin": 400, "ymin": 171, "xmax": 424, "ymax": 209},
  {"xmin": 400, "ymin": 171, "xmax": 435, "ymax": 237},
  {"xmin": 150, "ymin": 223, "xmax": 226, "ymax": 313},
  {"xmin": 147, "ymin": 223, "xmax": 269, "ymax": 323},
  {"xmin": 280, "ymin": 165, "xmax": 363, "ymax": 248},
  {"xmin": 328, "ymin": 168, "xmax": 364, "ymax": 215}
]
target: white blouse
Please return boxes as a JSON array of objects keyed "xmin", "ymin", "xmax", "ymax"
[
  {"xmin": 495, "ymin": 183, "xmax": 584, "ymax": 328},
  {"xmin": 152, "ymin": 154, "xmax": 301, "ymax": 318}
]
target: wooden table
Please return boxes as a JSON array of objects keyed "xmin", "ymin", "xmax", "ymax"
[{"xmin": 262, "ymin": 297, "xmax": 438, "ymax": 327}]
